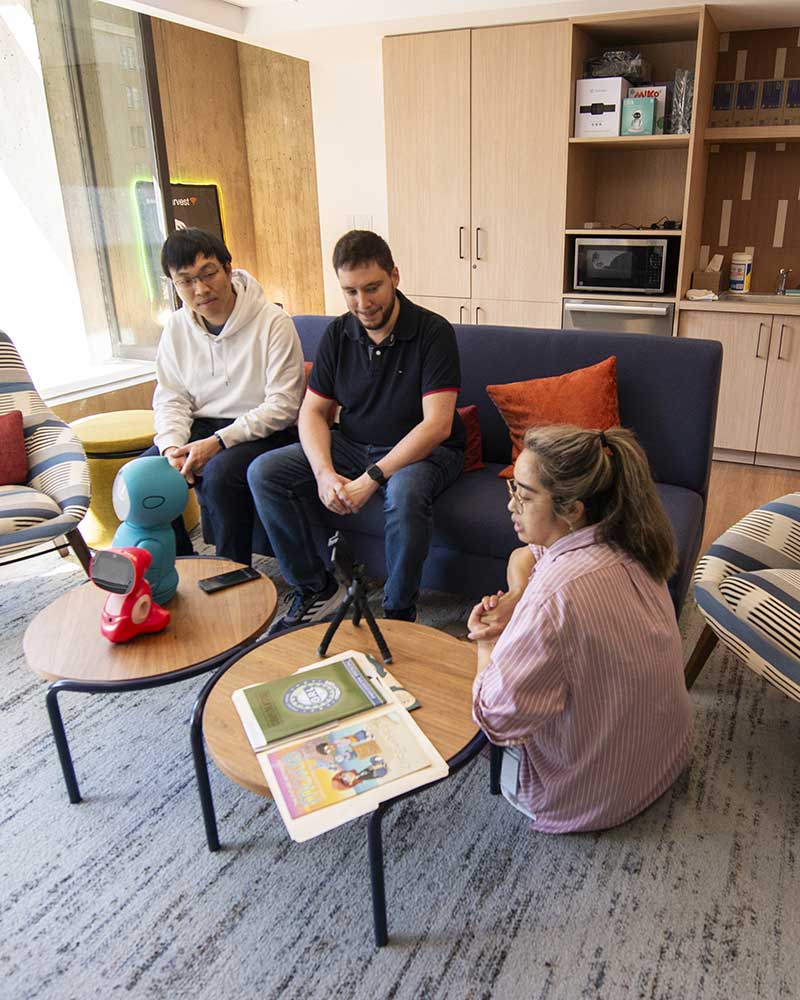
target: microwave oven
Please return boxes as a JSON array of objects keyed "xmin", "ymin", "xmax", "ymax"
[{"xmin": 573, "ymin": 237, "xmax": 676, "ymax": 295}]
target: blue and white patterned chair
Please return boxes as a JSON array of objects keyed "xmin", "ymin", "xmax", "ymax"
[
  {"xmin": 685, "ymin": 493, "xmax": 800, "ymax": 698},
  {"xmin": 0, "ymin": 331, "xmax": 91, "ymax": 573}
]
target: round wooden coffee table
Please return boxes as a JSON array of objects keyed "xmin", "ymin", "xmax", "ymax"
[
  {"xmin": 191, "ymin": 619, "xmax": 485, "ymax": 946},
  {"xmin": 24, "ymin": 557, "xmax": 276, "ymax": 804}
]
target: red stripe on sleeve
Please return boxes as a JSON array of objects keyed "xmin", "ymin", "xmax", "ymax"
[{"xmin": 422, "ymin": 387, "xmax": 460, "ymax": 397}]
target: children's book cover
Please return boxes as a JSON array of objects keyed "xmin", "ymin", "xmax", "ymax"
[
  {"xmin": 265, "ymin": 711, "xmax": 431, "ymax": 819},
  {"xmin": 237, "ymin": 655, "xmax": 385, "ymax": 748}
]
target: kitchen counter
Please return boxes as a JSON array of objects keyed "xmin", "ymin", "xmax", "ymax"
[{"xmin": 679, "ymin": 293, "xmax": 800, "ymax": 316}]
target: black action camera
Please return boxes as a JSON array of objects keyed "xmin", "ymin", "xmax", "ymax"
[{"xmin": 328, "ymin": 531, "xmax": 358, "ymax": 588}]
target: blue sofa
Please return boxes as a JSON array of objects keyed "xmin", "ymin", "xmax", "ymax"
[{"xmin": 247, "ymin": 319, "xmax": 721, "ymax": 616}]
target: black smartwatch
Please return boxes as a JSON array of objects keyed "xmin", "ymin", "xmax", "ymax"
[{"xmin": 366, "ymin": 463, "xmax": 388, "ymax": 487}]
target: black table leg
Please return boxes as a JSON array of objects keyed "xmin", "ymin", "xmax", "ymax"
[
  {"xmin": 489, "ymin": 743, "xmax": 502, "ymax": 795},
  {"xmin": 46, "ymin": 682, "xmax": 81, "ymax": 803},
  {"xmin": 368, "ymin": 805, "xmax": 389, "ymax": 947},
  {"xmin": 190, "ymin": 694, "xmax": 220, "ymax": 852}
]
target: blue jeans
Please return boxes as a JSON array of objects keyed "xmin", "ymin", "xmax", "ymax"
[
  {"xmin": 144, "ymin": 418, "xmax": 298, "ymax": 564},
  {"xmin": 247, "ymin": 430, "xmax": 464, "ymax": 612}
]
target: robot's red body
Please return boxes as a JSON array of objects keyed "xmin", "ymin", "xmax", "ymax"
[{"xmin": 90, "ymin": 547, "xmax": 170, "ymax": 643}]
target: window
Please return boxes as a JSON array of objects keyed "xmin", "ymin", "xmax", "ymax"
[
  {"xmin": 23, "ymin": 0, "xmax": 172, "ymax": 385},
  {"xmin": 120, "ymin": 43, "xmax": 136, "ymax": 70}
]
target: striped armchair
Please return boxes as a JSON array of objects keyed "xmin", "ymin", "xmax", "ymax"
[
  {"xmin": 0, "ymin": 332, "xmax": 91, "ymax": 573},
  {"xmin": 685, "ymin": 494, "xmax": 800, "ymax": 700}
]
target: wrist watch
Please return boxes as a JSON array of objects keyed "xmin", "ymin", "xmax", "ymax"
[
  {"xmin": 213, "ymin": 432, "xmax": 226, "ymax": 450},
  {"xmin": 366, "ymin": 463, "xmax": 388, "ymax": 487}
]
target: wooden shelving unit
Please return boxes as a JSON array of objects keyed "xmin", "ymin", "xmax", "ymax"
[
  {"xmin": 704, "ymin": 125, "xmax": 800, "ymax": 143},
  {"xmin": 569, "ymin": 134, "xmax": 690, "ymax": 149},
  {"xmin": 564, "ymin": 5, "xmax": 719, "ymax": 326}
]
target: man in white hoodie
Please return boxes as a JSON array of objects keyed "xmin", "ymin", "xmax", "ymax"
[{"xmin": 147, "ymin": 228, "xmax": 305, "ymax": 565}]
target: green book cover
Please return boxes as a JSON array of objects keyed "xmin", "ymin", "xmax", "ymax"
[{"xmin": 242, "ymin": 656, "xmax": 386, "ymax": 746}]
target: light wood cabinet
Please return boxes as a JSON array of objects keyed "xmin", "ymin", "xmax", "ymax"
[
  {"xmin": 470, "ymin": 23, "xmax": 570, "ymax": 304},
  {"xmin": 678, "ymin": 309, "xmax": 800, "ymax": 466},
  {"xmin": 410, "ymin": 295, "xmax": 470, "ymax": 325},
  {"xmin": 413, "ymin": 296, "xmax": 561, "ymax": 328},
  {"xmin": 384, "ymin": 30, "xmax": 471, "ymax": 299},
  {"xmin": 383, "ymin": 21, "xmax": 569, "ymax": 315},
  {"xmin": 756, "ymin": 315, "xmax": 800, "ymax": 463}
]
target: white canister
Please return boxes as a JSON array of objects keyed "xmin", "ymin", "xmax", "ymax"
[{"xmin": 730, "ymin": 252, "xmax": 753, "ymax": 293}]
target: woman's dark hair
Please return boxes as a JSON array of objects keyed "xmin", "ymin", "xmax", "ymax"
[
  {"xmin": 161, "ymin": 228, "xmax": 232, "ymax": 277},
  {"xmin": 522, "ymin": 424, "xmax": 677, "ymax": 582},
  {"xmin": 332, "ymin": 230, "xmax": 394, "ymax": 275}
]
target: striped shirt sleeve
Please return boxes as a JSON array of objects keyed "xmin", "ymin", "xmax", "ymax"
[{"xmin": 473, "ymin": 598, "xmax": 567, "ymax": 746}]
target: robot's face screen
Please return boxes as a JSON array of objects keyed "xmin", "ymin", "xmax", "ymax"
[
  {"xmin": 112, "ymin": 474, "xmax": 130, "ymax": 520},
  {"xmin": 143, "ymin": 495, "xmax": 166, "ymax": 509}
]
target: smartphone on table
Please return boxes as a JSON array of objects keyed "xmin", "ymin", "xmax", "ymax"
[{"xmin": 198, "ymin": 566, "xmax": 261, "ymax": 593}]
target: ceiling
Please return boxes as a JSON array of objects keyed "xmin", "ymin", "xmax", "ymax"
[{"xmin": 125, "ymin": 0, "xmax": 800, "ymax": 56}]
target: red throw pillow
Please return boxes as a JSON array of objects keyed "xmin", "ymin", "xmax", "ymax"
[
  {"xmin": 303, "ymin": 360, "xmax": 314, "ymax": 385},
  {"xmin": 0, "ymin": 409, "xmax": 28, "ymax": 486},
  {"xmin": 486, "ymin": 356, "xmax": 620, "ymax": 478},
  {"xmin": 457, "ymin": 404, "xmax": 484, "ymax": 473}
]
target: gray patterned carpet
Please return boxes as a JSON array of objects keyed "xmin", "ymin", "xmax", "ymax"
[{"xmin": 2, "ymin": 543, "xmax": 800, "ymax": 1000}]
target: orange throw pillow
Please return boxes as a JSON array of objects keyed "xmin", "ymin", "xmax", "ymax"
[{"xmin": 486, "ymin": 356, "xmax": 619, "ymax": 478}]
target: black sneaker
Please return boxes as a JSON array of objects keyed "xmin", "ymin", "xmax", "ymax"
[
  {"xmin": 384, "ymin": 605, "xmax": 417, "ymax": 623},
  {"xmin": 268, "ymin": 578, "xmax": 348, "ymax": 636}
]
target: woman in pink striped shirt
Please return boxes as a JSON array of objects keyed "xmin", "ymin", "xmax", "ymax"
[{"xmin": 470, "ymin": 424, "xmax": 693, "ymax": 833}]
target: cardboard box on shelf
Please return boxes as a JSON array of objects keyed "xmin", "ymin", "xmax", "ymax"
[
  {"xmin": 575, "ymin": 77, "xmax": 629, "ymax": 137},
  {"xmin": 709, "ymin": 81, "xmax": 735, "ymax": 127},
  {"xmin": 758, "ymin": 79, "xmax": 785, "ymax": 125},
  {"xmin": 621, "ymin": 96, "xmax": 655, "ymax": 135},
  {"xmin": 691, "ymin": 269, "xmax": 728, "ymax": 294},
  {"xmin": 733, "ymin": 80, "xmax": 760, "ymax": 126},
  {"xmin": 627, "ymin": 84, "xmax": 670, "ymax": 133},
  {"xmin": 784, "ymin": 80, "xmax": 800, "ymax": 125}
]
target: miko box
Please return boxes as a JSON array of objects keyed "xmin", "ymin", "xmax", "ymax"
[
  {"xmin": 575, "ymin": 77, "xmax": 629, "ymax": 137},
  {"xmin": 627, "ymin": 84, "xmax": 670, "ymax": 133}
]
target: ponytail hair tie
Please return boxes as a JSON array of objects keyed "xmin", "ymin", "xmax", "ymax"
[{"xmin": 598, "ymin": 431, "xmax": 612, "ymax": 457}]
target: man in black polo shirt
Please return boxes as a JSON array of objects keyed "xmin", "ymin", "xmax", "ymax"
[{"xmin": 248, "ymin": 230, "xmax": 465, "ymax": 634}]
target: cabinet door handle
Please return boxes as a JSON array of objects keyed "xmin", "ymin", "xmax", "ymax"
[
  {"xmin": 777, "ymin": 323, "xmax": 789, "ymax": 360},
  {"xmin": 458, "ymin": 226, "xmax": 465, "ymax": 260},
  {"xmin": 755, "ymin": 322, "xmax": 771, "ymax": 359},
  {"xmin": 475, "ymin": 305, "xmax": 483, "ymax": 325},
  {"xmin": 475, "ymin": 227, "xmax": 483, "ymax": 261},
  {"xmin": 459, "ymin": 304, "xmax": 467, "ymax": 323}
]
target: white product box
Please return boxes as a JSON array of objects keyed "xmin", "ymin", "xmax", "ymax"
[
  {"xmin": 575, "ymin": 77, "xmax": 629, "ymax": 137},
  {"xmin": 627, "ymin": 84, "xmax": 669, "ymax": 134}
]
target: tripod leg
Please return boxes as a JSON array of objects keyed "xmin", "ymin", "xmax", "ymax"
[
  {"xmin": 361, "ymin": 603, "xmax": 393, "ymax": 664},
  {"xmin": 317, "ymin": 593, "xmax": 354, "ymax": 657}
]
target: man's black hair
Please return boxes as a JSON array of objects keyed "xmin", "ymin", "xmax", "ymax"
[
  {"xmin": 332, "ymin": 230, "xmax": 394, "ymax": 275},
  {"xmin": 161, "ymin": 228, "xmax": 232, "ymax": 278}
]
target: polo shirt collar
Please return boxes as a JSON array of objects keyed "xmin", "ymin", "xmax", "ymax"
[{"xmin": 343, "ymin": 289, "xmax": 417, "ymax": 342}]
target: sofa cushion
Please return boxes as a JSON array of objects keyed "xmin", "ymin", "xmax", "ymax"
[
  {"xmin": 486, "ymin": 356, "xmax": 619, "ymax": 477},
  {"xmin": 458, "ymin": 404, "xmax": 484, "ymax": 473},
  {"xmin": 0, "ymin": 410, "xmax": 28, "ymax": 486}
]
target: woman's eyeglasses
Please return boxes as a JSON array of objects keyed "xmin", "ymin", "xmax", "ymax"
[{"xmin": 506, "ymin": 478, "xmax": 530, "ymax": 510}]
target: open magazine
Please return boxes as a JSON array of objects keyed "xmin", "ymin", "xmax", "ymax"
[{"xmin": 232, "ymin": 650, "xmax": 448, "ymax": 842}]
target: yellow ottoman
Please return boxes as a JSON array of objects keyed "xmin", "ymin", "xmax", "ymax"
[{"xmin": 71, "ymin": 410, "xmax": 200, "ymax": 549}]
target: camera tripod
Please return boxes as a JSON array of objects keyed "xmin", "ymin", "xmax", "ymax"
[{"xmin": 317, "ymin": 533, "xmax": 393, "ymax": 664}]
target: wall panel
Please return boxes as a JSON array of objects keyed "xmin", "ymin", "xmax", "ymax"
[
  {"xmin": 238, "ymin": 45, "xmax": 324, "ymax": 314},
  {"xmin": 151, "ymin": 20, "xmax": 258, "ymax": 277}
]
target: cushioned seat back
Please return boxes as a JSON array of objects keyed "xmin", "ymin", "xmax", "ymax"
[{"xmin": 293, "ymin": 317, "xmax": 722, "ymax": 500}]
